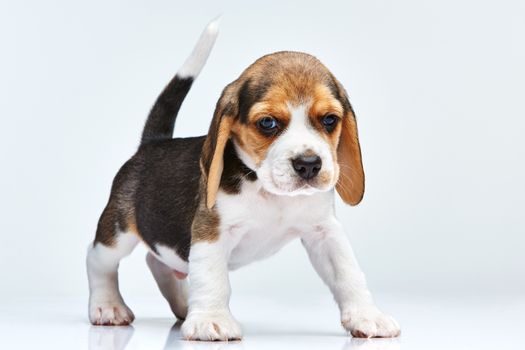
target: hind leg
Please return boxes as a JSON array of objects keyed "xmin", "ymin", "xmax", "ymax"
[
  {"xmin": 146, "ymin": 253, "xmax": 188, "ymax": 320},
  {"xmin": 87, "ymin": 233, "xmax": 138, "ymax": 325}
]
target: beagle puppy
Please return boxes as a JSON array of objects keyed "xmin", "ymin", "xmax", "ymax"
[{"xmin": 87, "ymin": 18, "xmax": 401, "ymax": 340}]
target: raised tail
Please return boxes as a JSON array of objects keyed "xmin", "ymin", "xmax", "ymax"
[{"xmin": 140, "ymin": 17, "xmax": 220, "ymax": 145}]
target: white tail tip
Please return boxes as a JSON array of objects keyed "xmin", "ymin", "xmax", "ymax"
[{"xmin": 177, "ymin": 16, "xmax": 221, "ymax": 79}]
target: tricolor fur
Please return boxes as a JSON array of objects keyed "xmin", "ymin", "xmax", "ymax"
[{"xmin": 87, "ymin": 18, "xmax": 400, "ymax": 340}]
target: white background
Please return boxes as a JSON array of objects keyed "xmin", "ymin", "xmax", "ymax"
[{"xmin": 1, "ymin": 0, "xmax": 524, "ymax": 303}]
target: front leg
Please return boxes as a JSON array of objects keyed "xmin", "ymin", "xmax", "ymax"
[
  {"xmin": 301, "ymin": 219, "xmax": 400, "ymax": 338},
  {"xmin": 180, "ymin": 239, "xmax": 242, "ymax": 341}
]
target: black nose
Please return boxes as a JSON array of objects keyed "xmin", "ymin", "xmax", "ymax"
[{"xmin": 292, "ymin": 155, "xmax": 322, "ymax": 180}]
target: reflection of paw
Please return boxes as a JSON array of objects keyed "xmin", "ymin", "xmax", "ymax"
[
  {"xmin": 345, "ymin": 337, "xmax": 401, "ymax": 350},
  {"xmin": 89, "ymin": 300, "xmax": 135, "ymax": 326},
  {"xmin": 88, "ymin": 325, "xmax": 134, "ymax": 350},
  {"xmin": 181, "ymin": 311, "xmax": 242, "ymax": 341},
  {"xmin": 342, "ymin": 306, "xmax": 400, "ymax": 338}
]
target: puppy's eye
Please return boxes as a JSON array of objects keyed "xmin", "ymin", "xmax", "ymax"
[
  {"xmin": 321, "ymin": 114, "xmax": 339, "ymax": 132},
  {"xmin": 257, "ymin": 116, "xmax": 278, "ymax": 134}
]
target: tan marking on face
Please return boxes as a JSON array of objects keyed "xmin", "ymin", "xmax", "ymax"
[
  {"xmin": 309, "ymin": 84, "xmax": 344, "ymax": 121},
  {"xmin": 231, "ymin": 122, "xmax": 270, "ymax": 167},
  {"xmin": 307, "ymin": 84, "xmax": 345, "ymax": 174},
  {"xmin": 231, "ymin": 100, "xmax": 291, "ymax": 167}
]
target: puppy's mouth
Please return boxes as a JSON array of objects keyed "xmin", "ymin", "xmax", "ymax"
[
  {"xmin": 296, "ymin": 177, "xmax": 335, "ymax": 193},
  {"xmin": 283, "ymin": 183, "xmax": 318, "ymax": 196},
  {"xmin": 265, "ymin": 173, "xmax": 335, "ymax": 197}
]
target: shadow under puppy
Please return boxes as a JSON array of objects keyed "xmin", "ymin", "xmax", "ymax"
[{"xmin": 86, "ymin": 18, "xmax": 401, "ymax": 340}]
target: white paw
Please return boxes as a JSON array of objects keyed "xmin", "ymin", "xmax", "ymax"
[
  {"xmin": 342, "ymin": 306, "xmax": 400, "ymax": 338},
  {"xmin": 89, "ymin": 300, "xmax": 135, "ymax": 326},
  {"xmin": 181, "ymin": 311, "xmax": 242, "ymax": 341}
]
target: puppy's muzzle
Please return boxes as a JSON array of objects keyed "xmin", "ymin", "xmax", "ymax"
[{"xmin": 291, "ymin": 155, "xmax": 322, "ymax": 180}]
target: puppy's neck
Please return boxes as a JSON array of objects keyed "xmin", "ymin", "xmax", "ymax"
[{"xmin": 219, "ymin": 139, "xmax": 257, "ymax": 194}]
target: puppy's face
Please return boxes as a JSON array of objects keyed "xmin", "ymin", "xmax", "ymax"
[
  {"xmin": 232, "ymin": 82, "xmax": 343, "ymax": 196},
  {"xmin": 202, "ymin": 51, "xmax": 365, "ymax": 208}
]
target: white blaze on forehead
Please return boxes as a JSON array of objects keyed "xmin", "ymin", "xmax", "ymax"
[
  {"xmin": 274, "ymin": 103, "xmax": 327, "ymax": 157},
  {"xmin": 287, "ymin": 104, "xmax": 315, "ymax": 140}
]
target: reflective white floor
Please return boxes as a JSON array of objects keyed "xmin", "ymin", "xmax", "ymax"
[{"xmin": 0, "ymin": 294, "xmax": 523, "ymax": 350}]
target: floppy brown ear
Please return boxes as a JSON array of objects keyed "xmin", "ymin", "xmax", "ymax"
[
  {"xmin": 200, "ymin": 86, "xmax": 237, "ymax": 209},
  {"xmin": 336, "ymin": 109, "xmax": 365, "ymax": 206}
]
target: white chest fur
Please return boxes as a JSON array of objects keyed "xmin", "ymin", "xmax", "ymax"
[{"xmin": 216, "ymin": 180, "xmax": 335, "ymax": 270}]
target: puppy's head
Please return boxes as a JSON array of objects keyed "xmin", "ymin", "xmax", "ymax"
[{"xmin": 202, "ymin": 51, "xmax": 364, "ymax": 208}]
